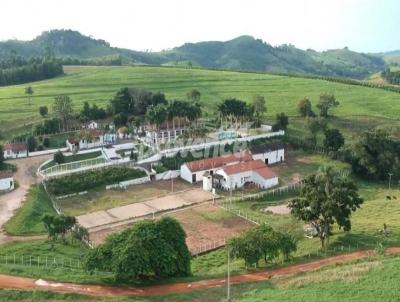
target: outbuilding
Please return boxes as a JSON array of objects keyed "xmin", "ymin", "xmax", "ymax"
[
  {"xmin": 251, "ymin": 143, "xmax": 285, "ymax": 165},
  {"xmin": 3, "ymin": 142, "xmax": 28, "ymax": 159},
  {"xmin": 0, "ymin": 171, "xmax": 14, "ymax": 192}
]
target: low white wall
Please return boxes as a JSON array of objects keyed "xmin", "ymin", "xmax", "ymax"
[
  {"xmin": 106, "ymin": 176, "xmax": 151, "ymax": 189},
  {"xmin": 155, "ymin": 170, "xmax": 180, "ymax": 181}
]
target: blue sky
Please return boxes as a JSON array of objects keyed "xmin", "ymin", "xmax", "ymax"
[{"xmin": 1, "ymin": 0, "xmax": 399, "ymax": 53}]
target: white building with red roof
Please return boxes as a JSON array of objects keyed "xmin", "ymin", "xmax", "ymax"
[
  {"xmin": 213, "ymin": 159, "xmax": 278, "ymax": 190},
  {"xmin": 180, "ymin": 151, "xmax": 252, "ymax": 183},
  {"xmin": 0, "ymin": 171, "xmax": 14, "ymax": 191},
  {"xmin": 3, "ymin": 142, "xmax": 28, "ymax": 159}
]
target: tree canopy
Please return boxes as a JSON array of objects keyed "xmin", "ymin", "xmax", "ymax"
[
  {"xmin": 229, "ymin": 224, "xmax": 297, "ymax": 267},
  {"xmin": 297, "ymin": 97, "xmax": 315, "ymax": 117},
  {"xmin": 84, "ymin": 217, "xmax": 191, "ymax": 281},
  {"xmin": 350, "ymin": 128, "xmax": 400, "ymax": 180},
  {"xmin": 316, "ymin": 93, "xmax": 339, "ymax": 118},
  {"xmin": 289, "ymin": 166, "xmax": 363, "ymax": 248}
]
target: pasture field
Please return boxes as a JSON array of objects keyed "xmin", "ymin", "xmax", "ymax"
[{"xmin": 0, "ymin": 65, "xmax": 399, "ymax": 135}]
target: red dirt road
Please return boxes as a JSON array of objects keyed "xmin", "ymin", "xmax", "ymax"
[{"xmin": 0, "ymin": 247, "xmax": 399, "ymax": 297}]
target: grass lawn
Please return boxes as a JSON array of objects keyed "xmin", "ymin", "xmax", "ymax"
[
  {"xmin": 41, "ymin": 151, "xmax": 103, "ymax": 170},
  {"xmin": 0, "ymin": 65, "xmax": 399, "ymax": 137},
  {"xmin": 4, "ymin": 185, "xmax": 56, "ymax": 236},
  {"xmin": 47, "ymin": 131, "xmax": 78, "ymax": 148}
]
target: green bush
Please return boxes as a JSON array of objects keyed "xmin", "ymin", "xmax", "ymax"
[{"xmin": 47, "ymin": 167, "xmax": 146, "ymax": 195}]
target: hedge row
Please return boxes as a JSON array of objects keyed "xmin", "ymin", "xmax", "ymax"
[{"xmin": 47, "ymin": 167, "xmax": 146, "ymax": 195}]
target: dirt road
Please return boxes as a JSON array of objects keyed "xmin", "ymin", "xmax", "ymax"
[
  {"xmin": 0, "ymin": 247, "xmax": 398, "ymax": 297},
  {"xmin": 0, "ymin": 155, "xmax": 50, "ymax": 243}
]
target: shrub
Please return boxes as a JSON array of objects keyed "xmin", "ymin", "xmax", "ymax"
[{"xmin": 53, "ymin": 151, "xmax": 65, "ymax": 164}]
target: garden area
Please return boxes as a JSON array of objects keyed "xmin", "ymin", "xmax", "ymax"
[
  {"xmin": 40, "ymin": 150, "xmax": 103, "ymax": 170},
  {"xmin": 46, "ymin": 167, "xmax": 147, "ymax": 195}
]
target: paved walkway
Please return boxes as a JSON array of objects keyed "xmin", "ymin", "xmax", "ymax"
[
  {"xmin": 77, "ymin": 188, "xmax": 214, "ymax": 230},
  {"xmin": 0, "ymin": 247, "xmax": 398, "ymax": 297}
]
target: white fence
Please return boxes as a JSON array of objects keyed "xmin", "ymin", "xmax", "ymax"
[
  {"xmin": 155, "ymin": 170, "xmax": 180, "ymax": 181},
  {"xmin": 106, "ymin": 176, "xmax": 151, "ymax": 190},
  {"xmin": 160, "ymin": 130, "xmax": 285, "ymax": 158},
  {"xmin": 55, "ymin": 191, "xmax": 88, "ymax": 200}
]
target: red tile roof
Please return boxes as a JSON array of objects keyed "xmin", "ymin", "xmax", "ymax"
[
  {"xmin": 222, "ymin": 159, "xmax": 277, "ymax": 179},
  {"xmin": 185, "ymin": 150, "xmax": 252, "ymax": 172},
  {"xmin": 0, "ymin": 171, "xmax": 13, "ymax": 179},
  {"xmin": 4, "ymin": 142, "xmax": 26, "ymax": 152}
]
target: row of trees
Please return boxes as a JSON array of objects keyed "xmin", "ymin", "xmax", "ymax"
[
  {"xmin": 0, "ymin": 58, "xmax": 63, "ymax": 86},
  {"xmin": 381, "ymin": 68, "xmax": 400, "ymax": 85},
  {"xmin": 229, "ymin": 224, "xmax": 297, "ymax": 267},
  {"xmin": 297, "ymin": 93, "xmax": 339, "ymax": 118}
]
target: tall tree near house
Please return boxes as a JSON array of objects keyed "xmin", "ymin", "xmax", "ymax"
[
  {"xmin": 317, "ymin": 93, "xmax": 339, "ymax": 118},
  {"xmin": 289, "ymin": 166, "xmax": 363, "ymax": 249},
  {"xmin": 25, "ymin": 86, "xmax": 34, "ymax": 105},
  {"xmin": 146, "ymin": 104, "xmax": 168, "ymax": 141},
  {"xmin": 53, "ymin": 95, "xmax": 73, "ymax": 131},
  {"xmin": 272, "ymin": 112, "xmax": 289, "ymax": 131},
  {"xmin": 252, "ymin": 95, "xmax": 267, "ymax": 126},
  {"xmin": 39, "ymin": 106, "xmax": 48, "ymax": 117}
]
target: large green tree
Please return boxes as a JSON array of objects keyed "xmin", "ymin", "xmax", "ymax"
[
  {"xmin": 350, "ymin": 128, "xmax": 400, "ymax": 180},
  {"xmin": 289, "ymin": 166, "xmax": 363, "ymax": 249},
  {"xmin": 324, "ymin": 128, "xmax": 345, "ymax": 153},
  {"xmin": 317, "ymin": 93, "xmax": 339, "ymax": 118},
  {"xmin": 252, "ymin": 95, "xmax": 267, "ymax": 126},
  {"xmin": 229, "ymin": 224, "xmax": 297, "ymax": 267},
  {"xmin": 84, "ymin": 217, "xmax": 191, "ymax": 281}
]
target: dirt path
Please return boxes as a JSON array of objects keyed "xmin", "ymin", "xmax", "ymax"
[
  {"xmin": 0, "ymin": 155, "xmax": 51, "ymax": 244},
  {"xmin": 0, "ymin": 247, "xmax": 398, "ymax": 297}
]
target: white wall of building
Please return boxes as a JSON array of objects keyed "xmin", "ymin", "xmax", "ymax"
[
  {"xmin": 215, "ymin": 169, "xmax": 278, "ymax": 190},
  {"xmin": 252, "ymin": 149, "xmax": 284, "ymax": 165},
  {"xmin": 0, "ymin": 177, "xmax": 14, "ymax": 191},
  {"xmin": 4, "ymin": 149, "xmax": 28, "ymax": 159}
]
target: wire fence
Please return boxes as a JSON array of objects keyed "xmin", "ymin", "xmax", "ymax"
[
  {"xmin": 191, "ymin": 239, "xmax": 227, "ymax": 256},
  {"xmin": 0, "ymin": 254, "xmax": 82, "ymax": 270}
]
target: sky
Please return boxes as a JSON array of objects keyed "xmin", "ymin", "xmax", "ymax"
[{"xmin": 1, "ymin": 0, "xmax": 399, "ymax": 53}]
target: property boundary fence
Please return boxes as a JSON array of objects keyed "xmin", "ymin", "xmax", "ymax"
[
  {"xmin": 191, "ymin": 239, "xmax": 227, "ymax": 256},
  {"xmin": 0, "ymin": 254, "xmax": 82, "ymax": 270}
]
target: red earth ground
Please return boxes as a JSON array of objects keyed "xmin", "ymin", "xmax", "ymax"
[{"xmin": 0, "ymin": 247, "xmax": 399, "ymax": 297}]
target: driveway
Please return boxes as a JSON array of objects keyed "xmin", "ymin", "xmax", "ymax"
[{"xmin": 0, "ymin": 155, "xmax": 51, "ymax": 242}]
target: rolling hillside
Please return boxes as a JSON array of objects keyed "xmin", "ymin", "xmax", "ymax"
[
  {"xmin": 0, "ymin": 65, "xmax": 399, "ymax": 135},
  {"xmin": 0, "ymin": 30, "xmax": 386, "ymax": 79}
]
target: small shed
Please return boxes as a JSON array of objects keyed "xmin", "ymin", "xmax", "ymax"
[{"xmin": 0, "ymin": 171, "xmax": 14, "ymax": 192}]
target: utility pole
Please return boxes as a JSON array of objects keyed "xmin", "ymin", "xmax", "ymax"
[
  {"xmin": 227, "ymin": 247, "xmax": 231, "ymax": 301},
  {"xmin": 388, "ymin": 173, "xmax": 393, "ymax": 190}
]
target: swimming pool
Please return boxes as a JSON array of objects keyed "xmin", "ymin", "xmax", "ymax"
[{"xmin": 218, "ymin": 131, "xmax": 237, "ymax": 139}]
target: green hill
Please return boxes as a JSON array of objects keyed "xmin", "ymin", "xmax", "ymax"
[
  {"xmin": 0, "ymin": 30, "xmax": 386, "ymax": 79},
  {"xmin": 0, "ymin": 65, "xmax": 399, "ymax": 135}
]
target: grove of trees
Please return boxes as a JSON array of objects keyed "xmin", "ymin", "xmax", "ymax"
[{"xmin": 0, "ymin": 56, "xmax": 63, "ymax": 86}]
